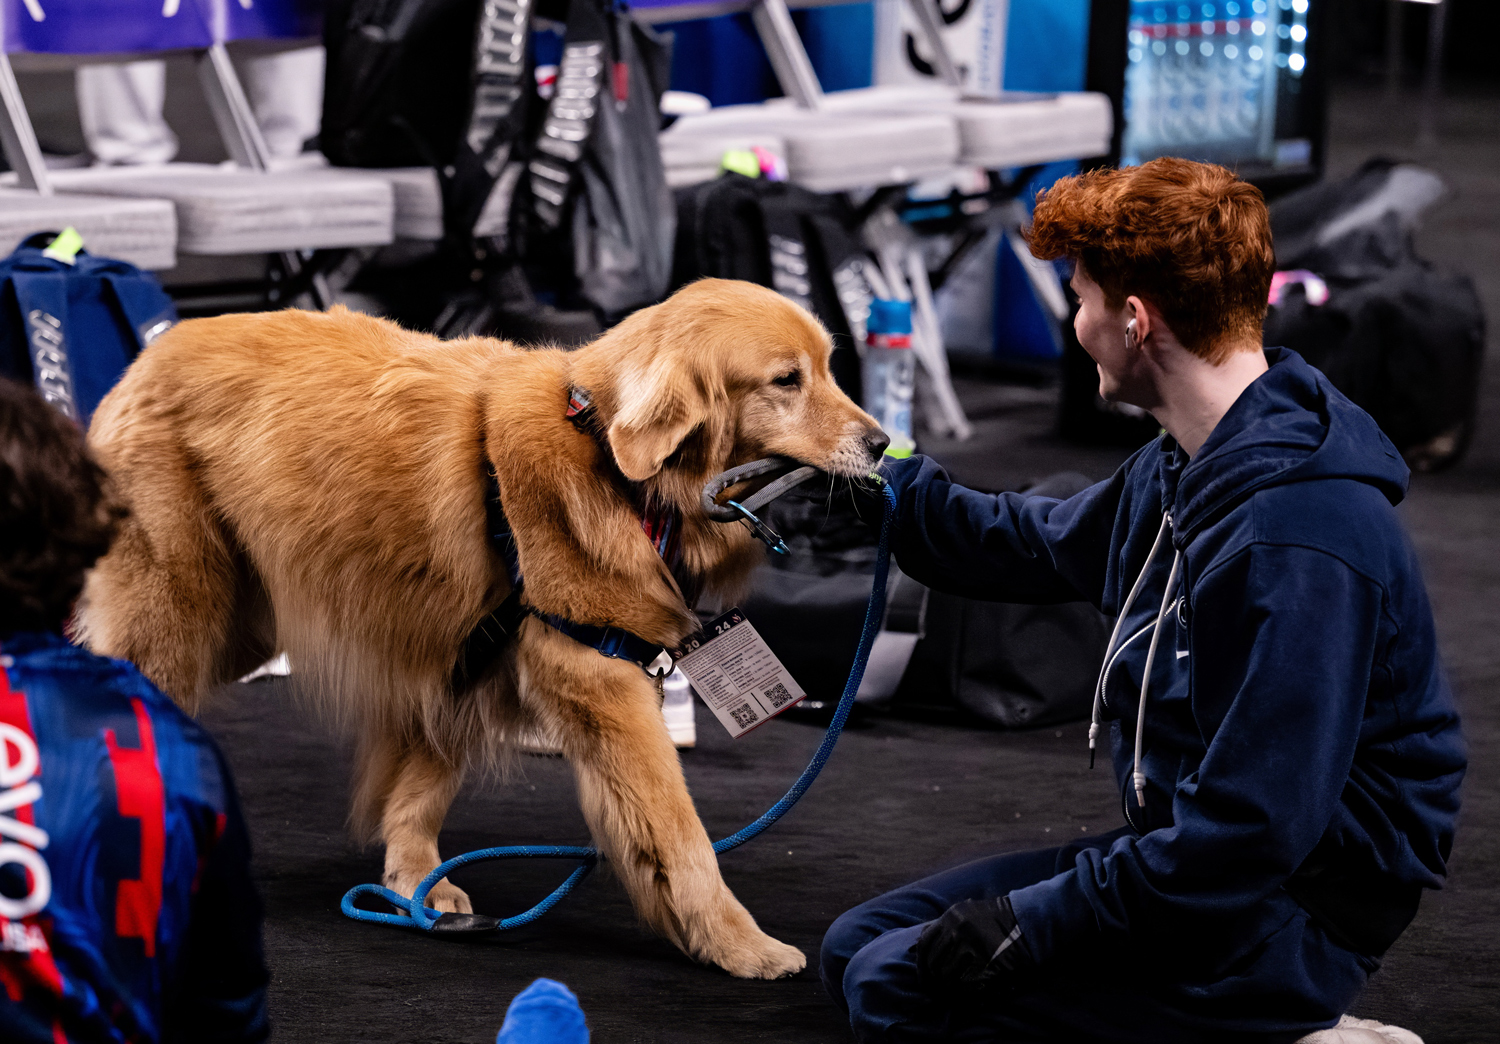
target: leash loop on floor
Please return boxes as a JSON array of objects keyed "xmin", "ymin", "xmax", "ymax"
[{"xmin": 341, "ymin": 479, "xmax": 896, "ymax": 934}]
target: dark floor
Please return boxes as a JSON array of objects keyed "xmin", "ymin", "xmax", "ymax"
[{"xmin": 198, "ymin": 83, "xmax": 1500, "ymax": 1042}]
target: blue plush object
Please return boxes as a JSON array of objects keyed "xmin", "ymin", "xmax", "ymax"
[{"xmin": 497, "ymin": 979, "xmax": 589, "ymax": 1044}]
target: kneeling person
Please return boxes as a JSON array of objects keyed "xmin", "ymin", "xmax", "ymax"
[{"xmin": 821, "ymin": 159, "xmax": 1465, "ymax": 1042}]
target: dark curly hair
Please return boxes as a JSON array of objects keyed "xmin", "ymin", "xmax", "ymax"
[
  {"xmin": 0, "ymin": 378, "xmax": 126, "ymax": 635},
  {"xmin": 1024, "ymin": 157, "xmax": 1275, "ymax": 363}
]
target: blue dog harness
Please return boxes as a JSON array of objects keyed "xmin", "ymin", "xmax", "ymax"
[{"xmin": 451, "ymin": 386, "xmax": 686, "ymax": 693}]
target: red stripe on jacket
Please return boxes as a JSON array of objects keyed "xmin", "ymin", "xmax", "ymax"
[{"xmin": 103, "ymin": 700, "xmax": 165, "ymax": 958}]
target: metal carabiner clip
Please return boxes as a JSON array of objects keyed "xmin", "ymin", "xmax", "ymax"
[
  {"xmin": 725, "ymin": 499, "xmax": 791, "ymax": 555},
  {"xmin": 701, "ymin": 457, "xmax": 820, "ymax": 553}
]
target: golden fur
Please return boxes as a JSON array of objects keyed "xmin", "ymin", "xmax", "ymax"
[{"xmin": 78, "ymin": 279, "xmax": 885, "ymax": 979}]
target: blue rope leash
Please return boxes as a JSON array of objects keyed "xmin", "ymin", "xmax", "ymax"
[{"xmin": 341, "ymin": 482, "xmax": 896, "ymax": 933}]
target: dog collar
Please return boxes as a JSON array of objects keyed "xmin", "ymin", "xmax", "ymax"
[
  {"xmin": 567, "ymin": 383, "xmax": 693, "ymax": 597},
  {"xmin": 565, "ymin": 384, "xmax": 597, "ymax": 426}
]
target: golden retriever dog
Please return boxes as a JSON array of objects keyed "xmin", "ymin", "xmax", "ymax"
[{"xmin": 77, "ymin": 278, "xmax": 888, "ymax": 979}]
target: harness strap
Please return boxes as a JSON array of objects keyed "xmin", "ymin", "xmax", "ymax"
[{"xmin": 454, "ymin": 385, "xmax": 677, "ymax": 687}]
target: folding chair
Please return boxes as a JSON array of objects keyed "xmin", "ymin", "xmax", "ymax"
[
  {"xmin": 0, "ymin": 38, "xmax": 177, "ymax": 268},
  {"xmin": 643, "ymin": 0, "xmax": 981, "ymax": 437},
  {"xmin": 0, "ymin": 0, "xmax": 394, "ymax": 304},
  {"xmin": 0, "ymin": 188, "xmax": 176, "ymax": 270}
]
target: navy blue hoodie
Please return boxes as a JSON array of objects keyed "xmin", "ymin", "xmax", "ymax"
[{"xmin": 880, "ymin": 349, "xmax": 1464, "ymax": 1013}]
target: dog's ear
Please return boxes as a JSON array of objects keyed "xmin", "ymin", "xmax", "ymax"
[{"xmin": 606, "ymin": 358, "xmax": 708, "ymax": 482}]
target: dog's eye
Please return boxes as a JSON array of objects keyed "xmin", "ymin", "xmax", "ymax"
[{"xmin": 772, "ymin": 371, "xmax": 801, "ymax": 388}]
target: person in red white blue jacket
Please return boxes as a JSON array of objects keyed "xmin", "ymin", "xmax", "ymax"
[{"xmin": 0, "ymin": 377, "xmax": 268, "ymax": 1044}]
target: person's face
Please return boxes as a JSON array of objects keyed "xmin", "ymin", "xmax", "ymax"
[{"xmin": 1069, "ymin": 265, "xmax": 1139, "ymax": 405}]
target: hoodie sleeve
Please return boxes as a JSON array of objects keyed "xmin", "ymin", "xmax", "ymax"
[
  {"xmin": 877, "ymin": 454, "xmax": 1126, "ymax": 607},
  {"xmin": 1006, "ymin": 541, "xmax": 1381, "ymax": 962}
]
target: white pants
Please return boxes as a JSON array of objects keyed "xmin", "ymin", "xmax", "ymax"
[
  {"xmin": 76, "ymin": 60, "xmax": 178, "ymax": 165},
  {"xmin": 75, "ymin": 46, "xmax": 325, "ymax": 165}
]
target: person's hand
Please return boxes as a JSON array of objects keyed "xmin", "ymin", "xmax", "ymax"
[{"xmin": 916, "ymin": 895, "xmax": 1035, "ymax": 993}]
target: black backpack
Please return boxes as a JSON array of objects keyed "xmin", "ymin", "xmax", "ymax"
[
  {"xmin": 322, "ymin": 0, "xmax": 536, "ymax": 249},
  {"xmin": 325, "ymin": 0, "xmax": 676, "ymax": 333},
  {"xmin": 511, "ymin": 4, "xmax": 677, "ymax": 324},
  {"xmin": 1263, "ymin": 159, "xmax": 1486, "ymax": 470},
  {"xmin": 671, "ymin": 174, "xmax": 872, "ymax": 401}
]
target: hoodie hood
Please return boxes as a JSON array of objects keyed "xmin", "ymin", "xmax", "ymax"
[{"xmin": 1162, "ymin": 348, "xmax": 1409, "ymax": 545}]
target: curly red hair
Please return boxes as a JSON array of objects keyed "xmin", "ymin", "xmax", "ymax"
[{"xmin": 1024, "ymin": 157, "xmax": 1275, "ymax": 363}]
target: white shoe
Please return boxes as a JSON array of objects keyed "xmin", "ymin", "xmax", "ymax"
[{"xmin": 1297, "ymin": 1016, "xmax": 1425, "ymax": 1044}]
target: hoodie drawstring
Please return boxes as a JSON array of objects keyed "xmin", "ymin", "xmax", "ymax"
[
  {"xmin": 1132, "ymin": 543, "xmax": 1183, "ymax": 807},
  {"xmin": 1088, "ymin": 512, "xmax": 1185, "ymax": 809},
  {"xmin": 1088, "ymin": 513, "xmax": 1171, "ymax": 768}
]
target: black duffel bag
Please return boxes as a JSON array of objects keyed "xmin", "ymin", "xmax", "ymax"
[
  {"xmin": 1264, "ymin": 159, "xmax": 1485, "ymax": 471},
  {"xmin": 743, "ymin": 475, "xmax": 1107, "ymax": 729},
  {"xmin": 890, "ymin": 591, "xmax": 1108, "ymax": 729}
]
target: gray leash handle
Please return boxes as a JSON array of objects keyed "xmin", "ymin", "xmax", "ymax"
[{"xmin": 701, "ymin": 457, "xmax": 821, "ymax": 523}]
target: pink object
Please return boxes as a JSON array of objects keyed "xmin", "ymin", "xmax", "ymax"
[
  {"xmin": 1270, "ymin": 269, "xmax": 1330, "ymax": 307},
  {"xmin": 751, "ymin": 145, "xmax": 787, "ymax": 182}
]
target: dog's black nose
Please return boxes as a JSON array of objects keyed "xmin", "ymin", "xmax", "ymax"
[{"xmin": 863, "ymin": 427, "xmax": 891, "ymax": 460}]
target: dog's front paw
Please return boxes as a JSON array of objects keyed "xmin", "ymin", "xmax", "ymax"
[
  {"xmin": 384, "ymin": 871, "xmax": 473, "ymax": 915},
  {"xmin": 715, "ymin": 933, "xmax": 807, "ymax": 980},
  {"xmin": 423, "ymin": 878, "xmax": 474, "ymax": 915}
]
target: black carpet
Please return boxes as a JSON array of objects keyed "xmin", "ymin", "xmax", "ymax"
[{"xmin": 198, "ymin": 84, "xmax": 1500, "ymax": 1043}]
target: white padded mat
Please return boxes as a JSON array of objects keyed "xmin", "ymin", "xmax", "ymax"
[
  {"xmin": 378, "ymin": 167, "xmax": 443, "ymax": 241},
  {"xmin": 48, "ymin": 164, "xmax": 394, "ymax": 255},
  {"xmin": 660, "ymin": 130, "xmax": 787, "ymax": 188},
  {"xmin": 0, "ymin": 190, "xmax": 177, "ymax": 270},
  {"xmin": 275, "ymin": 159, "xmax": 441, "ymax": 242},
  {"xmin": 800, "ymin": 87, "xmax": 1114, "ymax": 170},
  {"xmin": 661, "ymin": 107, "xmax": 960, "ymax": 192}
]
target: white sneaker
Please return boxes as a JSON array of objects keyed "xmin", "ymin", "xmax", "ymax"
[
  {"xmin": 1297, "ymin": 1016, "xmax": 1425, "ymax": 1044},
  {"xmin": 662, "ymin": 669, "xmax": 696, "ymax": 749}
]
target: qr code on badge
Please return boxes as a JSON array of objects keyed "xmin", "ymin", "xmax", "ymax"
[
  {"xmin": 762, "ymin": 682, "xmax": 795, "ymax": 709},
  {"xmin": 729, "ymin": 703, "xmax": 759, "ymax": 729}
]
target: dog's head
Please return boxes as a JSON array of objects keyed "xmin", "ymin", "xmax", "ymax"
[{"xmin": 574, "ymin": 280, "xmax": 888, "ymax": 502}]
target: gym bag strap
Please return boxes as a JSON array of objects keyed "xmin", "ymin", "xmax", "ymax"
[
  {"xmin": 95, "ymin": 267, "xmax": 177, "ymax": 352},
  {"xmin": 805, "ymin": 212, "xmax": 876, "ymax": 346},
  {"xmin": 758, "ymin": 194, "xmax": 816, "ymax": 315},
  {"xmin": 528, "ymin": 0, "xmax": 609, "ymax": 230},
  {"xmin": 568, "ymin": 12, "xmax": 677, "ymax": 320},
  {"xmin": 321, "ymin": 0, "xmax": 533, "ymax": 247},
  {"xmin": 443, "ymin": 0, "xmax": 535, "ymax": 247},
  {"xmin": 6, "ymin": 270, "xmax": 78, "ymax": 421}
]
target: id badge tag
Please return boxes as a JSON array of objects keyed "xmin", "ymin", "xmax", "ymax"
[{"xmin": 672, "ymin": 608, "xmax": 806, "ymax": 738}]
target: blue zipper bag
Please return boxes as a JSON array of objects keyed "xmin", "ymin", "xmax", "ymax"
[{"xmin": 0, "ymin": 230, "xmax": 177, "ymax": 426}]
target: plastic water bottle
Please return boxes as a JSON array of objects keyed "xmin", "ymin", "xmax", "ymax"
[
  {"xmin": 862, "ymin": 298, "xmax": 915, "ymax": 459},
  {"xmin": 661, "ymin": 668, "xmax": 696, "ymax": 749}
]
